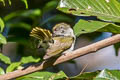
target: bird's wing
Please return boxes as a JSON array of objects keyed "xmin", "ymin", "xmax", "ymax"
[
  {"xmin": 30, "ymin": 27, "xmax": 52, "ymax": 41},
  {"xmin": 43, "ymin": 36, "xmax": 74, "ymax": 59}
]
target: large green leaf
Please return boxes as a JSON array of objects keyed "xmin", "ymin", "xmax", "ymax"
[
  {"xmin": 0, "ymin": 18, "xmax": 5, "ymax": 32},
  {"xmin": 0, "ymin": 34, "xmax": 7, "ymax": 44},
  {"xmin": 74, "ymin": 20, "xmax": 120, "ymax": 36},
  {"xmin": 0, "ymin": 53, "xmax": 11, "ymax": 64},
  {"xmin": 20, "ymin": 56, "xmax": 40, "ymax": 64},
  {"xmin": 6, "ymin": 62, "xmax": 21, "ymax": 73},
  {"xmin": 0, "ymin": 67, "xmax": 5, "ymax": 75},
  {"xmin": 57, "ymin": 0, "xmax": 120, "ymax": 22},
  {"xmin": 16, "ymin": 71, "xmax": 67, "ymax": 80}
]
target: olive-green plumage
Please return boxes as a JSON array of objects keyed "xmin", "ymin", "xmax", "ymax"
[{"xmin": 44, "ymin": 36, "xmax": 73, "ymax": 59}]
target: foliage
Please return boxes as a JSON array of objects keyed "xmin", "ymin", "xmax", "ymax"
[
  {"xmin": 0, "ymin": 53, "xmax": 11, "ymax": 64},
  {"xmin": 0, "ymin": 0, "xmax": 120, "ymax": 80},
  {"xmin": 0, "ymin": 0, "xmax": 27, "ymax": 8},
  {"xmin": 16, "ymin": 69, "xmax": 120, "ymax": 80},
  {"xmin": 0, "ymin": 54, "xmax": 40, "ymax": 73},
  {"xmin": 16, "ymin": 71, "xmax": 67, "ymax": 80},
  {"xmin": 70, "ymin": 69, "xmax": 120, "ymax": 80},
  {"xmin": 57, "ymin": 0, "xmax": 120, "ymax": 22}
]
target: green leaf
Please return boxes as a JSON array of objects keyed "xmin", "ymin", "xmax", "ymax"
[
  {"xmin": 42, "ymin": 0, "xmax": 58, "ymax": 13},
  {"xmin": 73, "ymin": 20, "xmax": 120, "ymax": 36},
  {"xmin": 114, "ymin": 42, "xmax": 120, "ymax": 56},
  {"xmin": 0, "ymin": 34, "xmax": 7, "ymax": 44},
  {"xmin": 0, "ymin": 67, "xmax": 5, "ymax": 75},
  {"xmin": 20, "ymin": 56, "xmax": 40, "ymax": 64},
  {"xmin": 8, "ymin": 0, "xmax": 11, "ymax": 5},
  {"xmin": 7, "ymin": 22, "xmax": 31, "ymax": 30},
  {"xmin": 95, "ymin": 69, "xmax": 120, "ymax": 80},
  {"xmin": 0, "ymin": 18, "xmax": 5, "ymax": 32},
  {"xmin": 57, "ymin": 0, "xmax": 120, "ymax": 22},
  {"xmin": 4, "ymin": 9, "xmax": 41, "ymax": 21},
  {"xmin": 16, "ymin": 71, "xmax": 67, "ymax": 80},
  {"xmin": 70, "ymin": 69, "xmax": 120, "ymax": 80},
  {"xmin": 51, "ymin": 71, "xmax": 67, "ymax": 80},
  {"xmin": 21, "ymin": 0, "xmax": 28, "ymax": 9},
  {"xmin": 0, "ymin": 53, "xmax": 11, "ymax": 64},
  {"xmin": 70, "ymin": 71, "xmax": 100, "ymax": 80},
  {"xmin": 0, "ymin": 0, "xmax": 5, "ymax": 6},
  {"xmin": 6, "ymin": 62, "xmax": 21, "ymax": 73}
]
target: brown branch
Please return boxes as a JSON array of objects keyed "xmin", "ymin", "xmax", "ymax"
[{"xmin": 1, "ymin": 34, "xmax": 120, "ymax": 80}]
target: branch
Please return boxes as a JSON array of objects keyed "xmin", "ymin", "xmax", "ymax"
[{"xmin": 1, "ymin": 34, "xmax": 120, "ymax": 80}]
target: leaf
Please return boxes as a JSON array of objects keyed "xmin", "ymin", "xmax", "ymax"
[
  {"xmin": 42, "ymin": 0, "xmax": 58, "ymax": 13},
  {"xmin": 21, "ymin": 0, "xmax": 28, "ymax": 9},
  {"xmin": 4, "ymin": 9, "xmax": 41, "ymax": 21},
  {"xmin": 6, "ymin": 62, "xmax": 21, "ymax": 73},
  {"xmin": 16, "ymin": 71, "xmax": 67, "ymax": 80},
  {"xmin": 70, "ymin": 69, "xmax": 120, "ymax": 80},
  {"xmin": 20, "ymin": 56, "xmax": 40, "ymax": 64},
  {"xmin": 8, "ymin": 0, "xmax": 11, "ymax": 5},
  {"xmin": 0, "ymin": 18, "xmax": 5, "ymax": 32},
  {"xmin": 70, "ymin": 71, "xmax": 100, "ymax": 80},
  {"xmin": 73, "ymin": 20, "xmax": 120, "ymax": 36},
  {"xmin": 7, "ymin": 22, "xmax": 31, "ymax": 30},
  {"xmin": 95, "ymin": 69, "xmax": 120, "ymax": 79},
  {"xmin": 0, "ymin": 53, "xmax": 11, "ymax": 64},
  {"xmin": 113, "ymin": 42, "xmax": 120, "ymax": 56},
  {"xmin": 0, "ymin": 67, "xmax": 5, "ymax": 75},
  {"xmin": 118, "ymin": 0, "xmax": 120, "ymax": 2},
  {"xmin": 0, "ymin": 0, "xmax": 5, "ymax": 6},
  {"xmin": 57, "ymin": 0, "xmax": 120, "ymax": 22},
  {"xmin": 0, "ymin": 34, "xmax": 7, "ymax": 44},
  {"xmin": 51, "ymin": 71, "xmax": 67, "ymax": 80}
]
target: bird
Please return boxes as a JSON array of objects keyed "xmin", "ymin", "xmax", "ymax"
[{"xmin": 30, "ymin": 23, "xmax": 76, "ymax": 60}]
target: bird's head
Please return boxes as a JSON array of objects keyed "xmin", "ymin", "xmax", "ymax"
[{"xmin": 52, "ymin": 23, "xmax": 74, "ymax": 37}]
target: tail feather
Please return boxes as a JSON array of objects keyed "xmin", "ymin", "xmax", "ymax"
[{"xmin": 30, "ymin": 27, "xmax": 52, "ymax": 41}]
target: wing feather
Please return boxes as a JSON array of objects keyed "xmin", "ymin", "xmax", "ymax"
[{"xmin": 43, "ymin": 36, "xmax": 73, "ymax": 59}]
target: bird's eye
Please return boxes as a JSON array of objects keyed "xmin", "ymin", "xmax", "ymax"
[{"xmin": 61, "ymin": 30, "xmax": 64, "ymax": 33}]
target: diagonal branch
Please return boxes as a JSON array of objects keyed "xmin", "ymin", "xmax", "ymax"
[{"xmin": 1, "ymin": 34, "xmax": 120, "ymax": 80}]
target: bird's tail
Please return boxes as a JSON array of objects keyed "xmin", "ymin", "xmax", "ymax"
[{"xmin": 30, "ymin": 27, "xmax": 52, "ymax": 41}]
